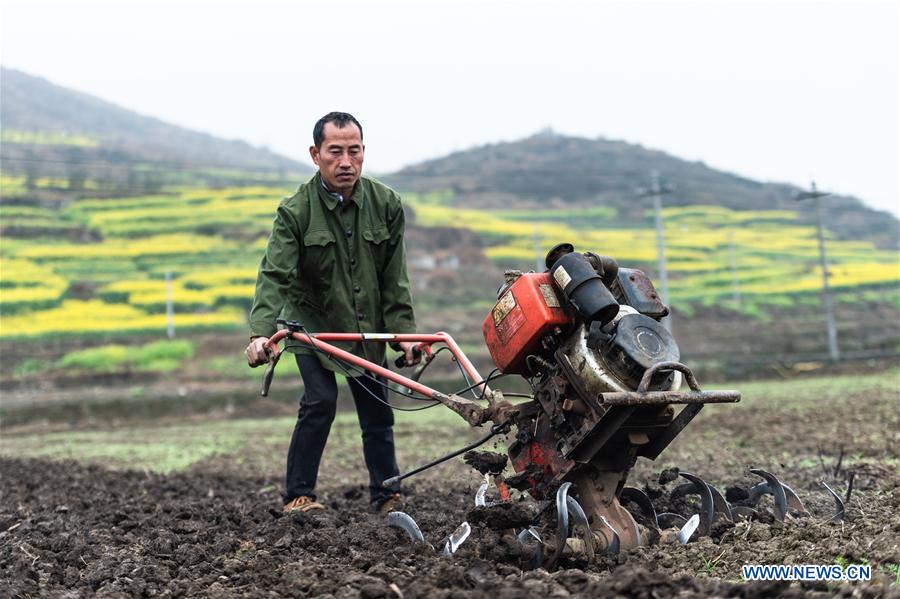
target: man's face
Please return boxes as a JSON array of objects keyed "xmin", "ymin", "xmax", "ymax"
[{"xmin": 309, "ymin": 122, "xmax": 365, "ymax": 196}]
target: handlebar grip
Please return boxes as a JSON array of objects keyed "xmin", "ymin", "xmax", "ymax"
[{"xmin": 394, "ymin": 346, "xmax": 423, "ymax": 368}]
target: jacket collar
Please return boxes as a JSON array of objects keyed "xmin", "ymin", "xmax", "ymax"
[{"xmin": 315, "ymin": 171, "xmax": 363, "ymax": 212}]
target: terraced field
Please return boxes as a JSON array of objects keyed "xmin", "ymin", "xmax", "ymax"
[{"xmin": 2, "ymin": 180, "xmax": 897, "ymax": 343}]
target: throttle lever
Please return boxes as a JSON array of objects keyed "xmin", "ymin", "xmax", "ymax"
[
  {"xmin": 260, "ymin": 350, "xmax": 281, "ymax": 397},
  {"xmin": 410, "ymin": 355, "xmax": 430, "ymax": 381}
]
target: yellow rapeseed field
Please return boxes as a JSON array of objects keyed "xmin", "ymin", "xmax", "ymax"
[
  {"xmin": 0, "ymin": 300, "xmax": 244, "ymax": 339},
  {"xmin": 1, "ymin": 130, "xmax": 100, "ymax": 147},
  {"xmin": 0, "ymin": 188, "xmax": 897, "ymax": 339}
]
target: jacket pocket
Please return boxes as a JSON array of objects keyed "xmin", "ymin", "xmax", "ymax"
[
  {"xmin": 301, "ymin": 229, "xmax": 337, "ymax": 286},
  {"xmin": 304, "ymin": 229, "xmax": 336, "ymax": 247},
  {"xmin": 362, "ymin": 225, "xmax": 390, "ymax": 244}
]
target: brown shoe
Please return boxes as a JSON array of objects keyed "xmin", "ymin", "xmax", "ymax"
[
  {"xmin": 376, "ymin": 493, "xmax": 404, "ymax": 515},
  {"xmin": 283, "ymin": 495, "xmax": 325, "ymax": 513}
]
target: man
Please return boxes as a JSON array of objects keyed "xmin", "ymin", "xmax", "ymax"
[{"xmin": 245, "ymin": 112, "xmax": 419, "ymax": 514}]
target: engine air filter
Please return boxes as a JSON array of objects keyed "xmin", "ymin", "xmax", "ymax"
[{"xmin": 605, "ymin": 313, "xmax": 680, "ymax": 390}]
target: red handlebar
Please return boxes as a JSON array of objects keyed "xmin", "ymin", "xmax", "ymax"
[{"xmin": 260, "ymin": 330, "xmax": 489, "ymax": 400}]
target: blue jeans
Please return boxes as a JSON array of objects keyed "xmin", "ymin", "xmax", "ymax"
[{"xmin": 284, "ymin": 354, "xmax": 400, "ymax": 506}]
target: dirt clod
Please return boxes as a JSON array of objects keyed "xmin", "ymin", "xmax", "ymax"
[
  {"xmin": 658, "ymin": 467, "xmax": 680, "ymax": 485},
  {"xmin": 725, "ymin": 485, "xmax": 750, "ymax": 503},
  {"xmin": 464, "ymin": 451, "xmax": 508, "ymax": 475},
  {"xmin": 468, "ymin": 502, "xmax": 538, "ymax": 530}
]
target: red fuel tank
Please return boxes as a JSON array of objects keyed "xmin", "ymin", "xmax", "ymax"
[{"xmin": 482, "ymin": 272, "xmax": 574, "ymax": 375}]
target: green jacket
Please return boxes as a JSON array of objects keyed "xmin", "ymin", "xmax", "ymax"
[{"xmin": 249, "ymin": 172, "xmax": 417, "ymax": 371}]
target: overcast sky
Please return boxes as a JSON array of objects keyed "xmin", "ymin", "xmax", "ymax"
[{"xmin": 2, "ymin": 0, "xmax": 898, "ymax": 216}]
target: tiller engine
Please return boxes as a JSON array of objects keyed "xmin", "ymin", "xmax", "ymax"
[{"xmin": 477, "ymin": 244, "xmax": 740, "ymax": 552}]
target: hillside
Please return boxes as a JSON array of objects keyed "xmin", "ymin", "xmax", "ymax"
[
  {"xmin": 3, "ymin": 67, "xmax": 894, "ymax": 249},
  {"xmin": 0, "ymin": 67, "xmax": 309, "ymax": 188},
  {"xmin": 385, "ymin": 131, "xmax": 899, "ymax": 249},
  {"xmin": 0, "ymin": 71, "xmax": 897, "ymax": 392}
]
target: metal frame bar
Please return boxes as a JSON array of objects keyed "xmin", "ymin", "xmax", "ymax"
[
  {"xmin": 265, "ymin": 329, "xmax": 490, "ymax": 399},
  {"xmin": 600, "ymin": 390, "xmax": 740, "ymax": 405}
]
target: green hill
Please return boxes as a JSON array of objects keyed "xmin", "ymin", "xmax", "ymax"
[
  {"xmin": 0, "ymin": 67, "xmax": 310, "ymax": 191},
  {"xmin": 384, "ymin": 131, "xmax": 899, "ymax": 249}
]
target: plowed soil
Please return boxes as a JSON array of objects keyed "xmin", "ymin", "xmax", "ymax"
[{"xmin": 2, "ymin": 374, "xmax": 899, "ymax": 597}]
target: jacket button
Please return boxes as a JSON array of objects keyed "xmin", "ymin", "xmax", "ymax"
[
  {"xmin": 346, "ymin": 229, "xmax": 353, "ymax": 237},
  {"xmin": 350, "ymin": 258, "xmax": 356, "ymax": 266},
  {"xmin": 353, "ymin": 286, "xmax": 361, "ymax": 293},
  {"xmin": 357, "ymin": 313, "xmax": 364, "ymax": 321}
]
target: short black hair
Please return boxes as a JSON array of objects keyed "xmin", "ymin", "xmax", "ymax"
[{"xmin": 313, "ymin": 112, "xmax": 363, "ymax": 148}]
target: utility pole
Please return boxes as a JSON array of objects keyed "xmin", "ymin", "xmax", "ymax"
[
  {"xmin": 796, "ymin": 181, "xmax": 839, "ymax": 362},
  {"xmin": 534, "ymin": 228, "xmax": 543, "ymax": 272},
  {"xmin": 638, "ymin": 170, "xmax": 673, "ymax": 332},
  {"xmin": 165, "ymin": 270, "xmax": 175, "ymax": 339}
]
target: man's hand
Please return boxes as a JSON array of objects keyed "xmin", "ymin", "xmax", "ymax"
[
  {"xmin": 397, "ymin": 341, "xmax": 422, "ymax": 367},
  {"xmin": 245, "ymin": 336, "xmax": 271, "ymax": 367}
]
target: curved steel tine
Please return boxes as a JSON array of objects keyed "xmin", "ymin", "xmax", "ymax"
[
  {"xmin": 565, "ymin": 496, "xmax": 589, "ymax": 527},
  {"xmin": 517, "ymin": 525, "xmax": 546, "ymax": 570},
  {"xmin": 749, "ymin": 481, "xmax": 808, "ymax": 516},
  {"xmin": 529, "ymin": 542, "xmax": 545, "ymax": 570},
  {"xmin": 748, "ymin": 482, "xmax": 769, "ymax": 505},
  {"xmin": 597, "ymin": 515, "xmax": 621, "ymax": 555},
  {"xmin": 441, "ymin": 521, "xmax": 472, "ymax": 555},
  {"xmin": 516, "ymin": 526, "xmax": 542, "ymax": 545},
  {"xmin": 749, "ymin": 469, "xmax": 788, "ymax": 522},
  {"xmin": 677, "ymin": 514, "xmax": 700, "ymax": 544},
  {"xmin": 387, "ymin": 511, "xmax": 430, "ymax": 547},
  {"xmin": 707, "ymin": 483, "xmax": 733, "ymax": 522},
  {"xmin": 475, "ymin": 482, "xmax": 488, "ymax": 507},
  {"xmin": 550, "ymin": 482, "xmax": 572, "ymax": 569},
  {"xmin": 820, "ymin": 482, "xmax": 845, "ymax": 522},
  {"xmin": 566, "ymin": 495, "xmax": 595, "ymax": 562},
  {"xmin": 781, "ymin": 482, "xmax": 809, "ymax": 515},
  {"xmin": 730, "ymin": 506, "xmax": 757, "ymax": 521},
  {"xmin": 657, "ymin": 512, "xmax": 688, "ymax": 529},
  {"xmin": 678, "ymin": 472, "xmax": 715, "ymax": 536},
  {"xmin": 621, "ymin": 486, "xmax": 659, "ymax": 527}
]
